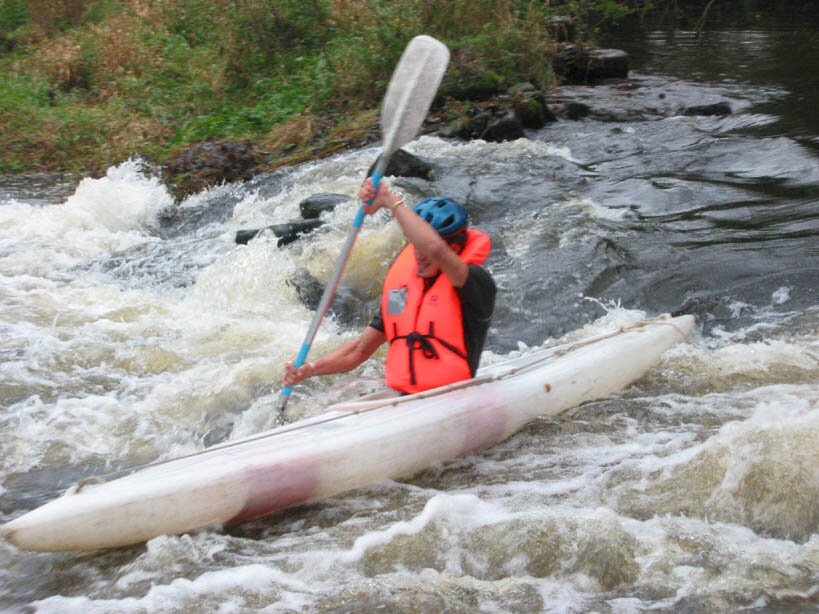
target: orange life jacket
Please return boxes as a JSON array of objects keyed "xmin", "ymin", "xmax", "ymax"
[{"xmin": 381, "ymin": 229, "xmax": 491, "ymax": 394}]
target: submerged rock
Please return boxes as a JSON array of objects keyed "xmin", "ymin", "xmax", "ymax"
[{"xmin": 358, "ymin": 511, "xmax": 639, "ymax": 590}]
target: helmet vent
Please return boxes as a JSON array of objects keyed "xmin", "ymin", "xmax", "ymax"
[{"xmin": 411, "ymin": 197, "xmax": 468, "ymax": 237}]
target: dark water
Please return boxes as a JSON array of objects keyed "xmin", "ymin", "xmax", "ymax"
[
  {"xmin": 480, "ymin": 6, "xmax": 819, "ymax": 344},
  {"xmin": 598, "ymin": 13, "xmax": 819, "ymax": 327},
  {"xmin": 0, "ymin": 6, "xmax": 817, "ymax": 612}
]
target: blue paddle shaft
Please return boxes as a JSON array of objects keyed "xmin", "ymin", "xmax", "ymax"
[
  {"xmin": 355, "ymin": 171, "xmax": 382, "ymax": 227},
  {"xmin": 278, "ymin": 171, "xmax": 385, "ymax": 408},
  {"xmin": 280, "ymin": 343, "xmax": 312, "ymax": 397}
]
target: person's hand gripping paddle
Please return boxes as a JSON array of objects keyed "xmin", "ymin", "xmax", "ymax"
[{"xmin": 278, "ymin": 35, "xmax": 450, "ymax": 415}]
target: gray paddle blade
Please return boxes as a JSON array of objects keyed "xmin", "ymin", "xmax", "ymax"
[{"xmin": 380, "ymin": 35, "xmax": 450, "ymax": 156}]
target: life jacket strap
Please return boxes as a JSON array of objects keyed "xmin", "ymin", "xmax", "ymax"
[{"xmin": 390, "ymin": 322, "xmax": 467, "ymax": 385}]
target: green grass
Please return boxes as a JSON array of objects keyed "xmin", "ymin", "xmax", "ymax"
[
  {"xmin": 170, "ymin": 57, "xmax": 334, "ymax": 145},
  {"xmin": 0, "ymin": 0, "xmax": 635, "ymax": 172}
]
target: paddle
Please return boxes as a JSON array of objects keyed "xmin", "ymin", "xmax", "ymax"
[{"xmin": 278, "ymin": 35, "xmax": 450, "ymax": 414}]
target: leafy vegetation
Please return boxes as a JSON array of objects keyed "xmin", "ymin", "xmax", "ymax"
[{"xmin": 0, "ymin": 0, "xmax": 637, "ymax": 172}]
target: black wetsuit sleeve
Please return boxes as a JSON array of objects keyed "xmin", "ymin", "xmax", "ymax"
[
  {"xmin": 457, "ymin": 265, "xmax": 496, "ymax": 322},
  {"xmin": 369, "ymin": 302, "xmax": 385, "ymax": 333},
  {"xmin": 456, "ymin": 265, "xmax": 496, "ymax": 375}
]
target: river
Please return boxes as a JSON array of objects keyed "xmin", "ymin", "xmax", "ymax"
[{"xmin": 1, "ymin": 8, "xmax": 817, "ymax": 613}]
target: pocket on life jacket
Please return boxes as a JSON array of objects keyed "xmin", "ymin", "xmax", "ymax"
[{"xmin": 387, "ymin": 287, "xmax": 408, "ymax": 315}]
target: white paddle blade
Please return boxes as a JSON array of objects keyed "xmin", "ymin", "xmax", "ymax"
[{"xmin": 380, "ymin": 35, "xmax": 450, "ymax": 156}]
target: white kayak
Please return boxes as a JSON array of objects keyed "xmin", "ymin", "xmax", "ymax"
[{"xmin": 1, "ymin": 315, "xmax": 694, "ymax": 552}]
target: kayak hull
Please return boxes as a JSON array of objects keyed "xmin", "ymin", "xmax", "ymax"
[{"xmin": 1, "ymin": 315, "xmax": 694, "ymax": 551}]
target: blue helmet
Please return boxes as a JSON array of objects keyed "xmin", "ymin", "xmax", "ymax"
[{"xmin": 412, "ymin": 197, "xmax": 468, "ymax": 237}]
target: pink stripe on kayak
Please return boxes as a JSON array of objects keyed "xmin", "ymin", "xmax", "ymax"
[
  {"xmin": 227, "ymin": 457, "xmax": 320, "ymax": 524},
  {"xmin": 461, "ymin": 389, "xmax": 508, "ymax": 455}
]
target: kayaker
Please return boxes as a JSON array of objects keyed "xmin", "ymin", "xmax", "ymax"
[{"xmin": 281, "ymin": 178, "xmax": 496, "ymax": 394}]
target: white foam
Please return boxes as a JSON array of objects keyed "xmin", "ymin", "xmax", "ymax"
[
  {"xmin": 64, "ymin": 160, "xmax": 171, "ymax": 232},
  {"xmin": 33, "ymin": 563, "xmax": 314, "ymax": 614},
  {"xmin": 409, "ymin": 134, "xmax": 579, "ymax": 163},
  {"xmin": 340, "ymin": 493, "xmax": 497, "ymax": 562},
  {"xmin": 663, "ymin": 333, "xmax": 817, "ymax": 379},
  {"xmin": 0, "ymin": 159, "xmax": 172, "ymax": 275},
  {"xmin": 619, "ymin": 514, "xmax": 816, "ymax": 608},
  {"xmin": 771, "ymin": 286, "xmax": 790, "ymax": 305},
  {"xmin": 573, "ymin": 197, "xmax": 631, "ymax": 222}
]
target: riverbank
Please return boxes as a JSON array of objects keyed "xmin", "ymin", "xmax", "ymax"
[
  {"xmin": 0, "ymin": 1, "xmax": 638, "ymax": 177},
  {"xmin": 3, "ymin": 1, "xmax": 815, "ymax": 191}
]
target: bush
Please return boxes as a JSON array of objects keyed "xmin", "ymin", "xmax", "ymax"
[
  {"xmin": 172, "ymin": 57, "xmax": 331, "ymax": 143},
  {"xmin": 222, "ymin": 0, "xmax": 332, "ymax": 88},
  {"xmin": 0, "ymin": 0, "xmax": 28, "ymax": 52},
  {"xmin": 25, "ymin": 0, "xmax": 90, "ymax": 36},
  {"xmin": 321, "ymin": 0, "xmax": 557, "ymax": 108},
  {"xmin": 159, "ymin": 0, "xmax": 226, "ymax": 46}
]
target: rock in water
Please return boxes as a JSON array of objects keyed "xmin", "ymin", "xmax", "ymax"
[
  {"xmin": 162, "ymin": 141, "xmax": 262, "ymax": 201},
  {"xmin": 684, "ymin": 102, "xmax": 732, "ymax": 116},
  {"xmin": 299, "ymin": 193, "xmax": 352, "ymax": 219},
  {"xmin": 367, "ymin": 149, "xmax": 435, "ymax": 181},
  {"xmin": 484, "ymin": 113, "xmax": 525, "ymax": 142},
  {"xmin": 235, "ymin": 220, "xmax": 324, "ymax": 246}
]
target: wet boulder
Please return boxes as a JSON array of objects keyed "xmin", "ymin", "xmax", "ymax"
[
  {"xmin": 446, "ymin": 108, "xmax": 489, "ymax": 140},
  {"xmin": 235, "ymin": 219, "xmax": 324, "ymax": 247},
  {"xmin": 162, "ymin": 140, "xmax": 262, "ymax": 201},
  {"xmin": 483, "ymin": 113, "xmax": 525, "ymax": 142},
  {"xmin": 439, "ymin": 59, "xmax": 505, "ymax": 101},
  {"xmin": 526, "ymin": 90, "xmax": 558, "ymax": 123},
  {"xmin": 443, "ymin": 115, "xmax": 471, "ymax": 139},
  {"xmin": 562, "ymin": 101, "xmax": 591, "ymax": 120},
  {"xmin": 514, "ymin": 97, "xmax": 547, "ymax": 129},
  {"xmin": 288, "ymin": 269, "xmax": 324, "ymax": 310},
  {"xmin": 553, "ymin": 44, "xmax": 629, "ymax": 84},
  {"xmin": 552, "ymin": 44, "xmax": 587, "ymax": 84},
  {"xmin": 444, "ymin": 95, "xmax": 550, "ymax": 141},
  {"xmin": 236, "ymin": 148, "xmax": 433, "ymax": 248},
  {"xmin": 684, "ymin": 101, "xmax": 732, "ymax": 116},
  {"xmin": 367, "ymin": 148, "xmax": 435, "ymax": 181},
  {"xmin": 588, "ymin": 49, "xmax": 629, "ymax": 80},
  {"xmin": 299, "ymin": 193, "xmax": 351, "ymax": 219}
]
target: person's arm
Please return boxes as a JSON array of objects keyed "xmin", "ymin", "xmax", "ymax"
[
  {"xmin": 358, "ymin": 179, "xmax": 469, "ymax": 287},
  {"xmin": 281, "ymin": 326, "xmax": 387, "ymax": 387}
]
